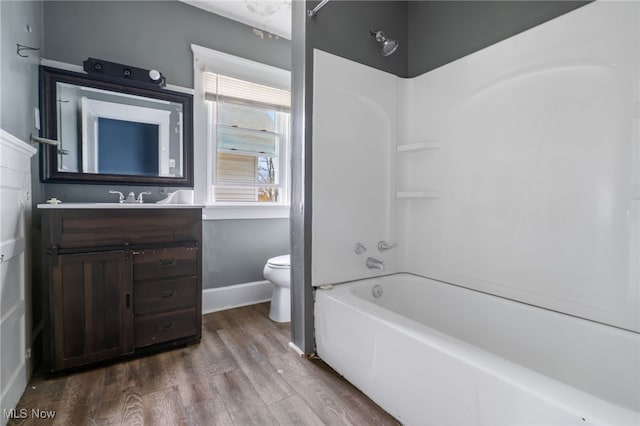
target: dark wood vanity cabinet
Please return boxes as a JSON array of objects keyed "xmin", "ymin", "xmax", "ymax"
[
  {"xmin": 41, "ymin": 207, "xmax": 202, "ymax": 372},
  {"xmin": 50, "ymin": 250, "xmax": 134, "ymax": 370}
]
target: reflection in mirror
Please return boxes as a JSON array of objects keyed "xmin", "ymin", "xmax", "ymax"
[
  {"xmin": 56, "ymin": 83, "xmax": 184, "ymax": 177},
  {"xmin": 40, "ymin": 66, "xmax": 193, "ymax": 186}
]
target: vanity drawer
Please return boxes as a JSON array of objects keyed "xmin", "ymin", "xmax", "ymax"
[
  {"xmin": 134, "ymin": 308, "xmax": 197, "ymax": 349},
  {"xmin": 133, "ymin": 246, "xmax": 198, "ymax": 281},
  {"xmin": 42, "ymin": 209, "xmax": 202, "ymax": 249},
  {"xmin": 134, "ymin": 277, "xmax": 197, "ymax": 315}
]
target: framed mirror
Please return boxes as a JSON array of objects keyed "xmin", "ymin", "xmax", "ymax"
[{"xmin": 39, "ymin": 66, "xmax": 193, "ymax": 186}]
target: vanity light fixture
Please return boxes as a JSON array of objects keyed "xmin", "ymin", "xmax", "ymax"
[
  {"xmin": 83, "ymin": 57, "xmax": 166, "ymax": 89},
  {"xmin": 149, "ymin": 69, "xmax": 162, "ymax": 82}
]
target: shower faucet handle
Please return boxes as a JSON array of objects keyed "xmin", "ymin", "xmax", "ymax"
[
  {"xmin": 377, "ymin": 241, "xmax": 397, "ymax": 252},
  {"xmin": 354, "ymin": 243, "xmax": 367, "ymax": 255}
]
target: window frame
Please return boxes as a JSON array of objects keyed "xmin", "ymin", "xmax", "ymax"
[
  {"xmin": 208, "ymin": 100, "xmax": 287, "ymax": 202},
  {"xmin": 192, "ymin": 44, "xmax": 291, "ymax": 220}
]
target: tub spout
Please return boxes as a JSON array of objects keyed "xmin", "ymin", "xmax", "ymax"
[{"xmin": 366, "ymin": 257, "xmax": 385, "ymax": 271}]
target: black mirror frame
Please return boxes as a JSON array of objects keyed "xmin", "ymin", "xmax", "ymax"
[{"xmin": 39, "ymin": 65, "xmax": 194, "ymax": 187}]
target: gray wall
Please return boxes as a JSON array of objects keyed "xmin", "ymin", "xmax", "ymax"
[
  {"xmin": 41, "ymin": 1, "xmax": 291, "ymax": 289},
  {"xmin": 1, "ymin": 0, "xmax": 43, "ymax": 141},
  {"xmin": 204, "ymin": 219, "xmax": 290, "ymax": 287},
  {"xmin": 407, "ymin": 1, "xmax": 590, "ymax": 77},
  {"xmin": 304, "ymin": 1, "xmax": 589, "ymax": 79},
  {"xmin": 309, "ymin": 1, "xmax": 408, "ymax": 77},
  {"xmin": 290, "ymin": 0, "xmax": 316, "ymax": 353},
  {"xmin": 1, "ymin": 0, "xmax": 44, "ymax": 235},
  {"xmin": 43, "ymin": 0, "xmax": 289, "ymax": 88}
]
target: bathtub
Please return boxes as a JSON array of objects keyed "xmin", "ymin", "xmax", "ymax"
[{"xmin": 314, "ymin": 274, "xmax": 640, "ymax": 425}]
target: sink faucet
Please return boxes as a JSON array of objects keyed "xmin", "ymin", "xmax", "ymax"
[
  {"xmin": 109, "ymin": 190, "xmax": 125, "ymax": 203},
  {"xmin": 366, "ymin": 257, "xmax": 385, "ymax": 271},
  {"xmin": 136, "ymin": 192, "xmax": 152, "ymax": 203},
  {"xmin": 109, "ymin": 190, "xmax": 152, "ymax": 204}
]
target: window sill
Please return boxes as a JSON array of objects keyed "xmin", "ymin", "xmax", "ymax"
[{"xmin": 203, "ymin": 203, "xmax": 290, "ymax": 220}]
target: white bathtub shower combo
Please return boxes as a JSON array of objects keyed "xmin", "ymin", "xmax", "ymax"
[
  {"xmin": 315, "ymin": 275, "xmax": 639, "ymax": 425},
  {"xmin": 311, "ymin": 2, "xmax": 639, "ymax": 425}
]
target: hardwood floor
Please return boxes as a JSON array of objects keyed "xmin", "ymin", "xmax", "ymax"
[{"xmin": 8, "ymin": 303, "xmax": 399, "ymax": 426}]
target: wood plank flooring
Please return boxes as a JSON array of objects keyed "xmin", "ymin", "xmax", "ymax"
[{"xmin": 8, "ymin": 303, "xmax": 399, "ymax": 426}]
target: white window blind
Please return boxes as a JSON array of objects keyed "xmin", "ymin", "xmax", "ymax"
[
  {"xmin": 205, "ymin": 72, "xmax": 290, "ymax": 203},
  {"xmin": 205, "ymin": 73, "xmax": 290, "ymax": 110},
  {"xmin": 214, "ymin": 153, "xmax": 259, "ymax": 201}
]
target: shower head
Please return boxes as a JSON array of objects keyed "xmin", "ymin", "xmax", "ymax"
[{"xmin": 370, "ymin": 30, "xmax": 399, "ymax": 56}]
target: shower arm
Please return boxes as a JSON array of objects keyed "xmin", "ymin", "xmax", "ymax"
[{"xmin": 308, "ymin": 0, "xmax": 331, "ymax": 18}]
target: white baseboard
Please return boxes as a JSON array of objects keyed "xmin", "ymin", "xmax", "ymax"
[
  {"xmin": 288, "ymin": 341, "xmax": 306, "ymax": 357},
  {"xmin": 202, "ymin": 280, "xmax": 273, "ymax": 314}
]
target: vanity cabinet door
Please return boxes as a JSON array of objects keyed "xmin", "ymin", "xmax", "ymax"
[{"xmin": 50, "ymin": 251, "xmax": 134, "ymax": 371}]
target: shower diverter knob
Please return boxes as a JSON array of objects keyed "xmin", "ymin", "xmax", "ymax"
[{"xmin": 354, "ymin": 243, "xmax": 367, "ymax": 255}]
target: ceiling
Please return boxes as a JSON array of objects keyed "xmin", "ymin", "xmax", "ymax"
[{"xmin": 181, "ymin": 0, "xmax": 292, "ymax": 40}]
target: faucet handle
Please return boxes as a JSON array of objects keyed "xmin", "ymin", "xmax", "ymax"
[
  {"xmin": 137, "ymin": 191, "xmax": 152, "ymax": 203},
  {"xmin": 109, "ymin": 190, "xmax": 124, "ymax": 203},
  {"xmin": 354, "ymin": 243, "xmax": 367, "ymax": 255},
  {"xmin": 377, "ymin": 241, "xmax": 397, "ymax": 252}
]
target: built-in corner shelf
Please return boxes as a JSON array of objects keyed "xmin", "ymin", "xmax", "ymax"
[
  {"xmin": 397, "ymin": 141, "xmax": 441, "ymax": 152},
  {"xmin": 396, "ymin": 191, "xmax": 441, "ymax": 199}
]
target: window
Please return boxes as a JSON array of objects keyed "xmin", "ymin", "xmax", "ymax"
[
  {"xmin": 205, "ymin": 73, "xmax": 290, "ymax": 203},
  {"xmin": 192, "ymin": 45, "xmax": 291, "ymax": 217}
]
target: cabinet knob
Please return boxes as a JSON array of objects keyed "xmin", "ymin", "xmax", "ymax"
[
  {"xmin": 158, "ymin": 258, "xmax": 176, "ymax": 267},
  {"xmin": 160, "ymin": 290, "xmax": 175, "ymax": 298},
  {"xmin": 159, "ymin": 322, "xmax": 175, "ymax": 331}
]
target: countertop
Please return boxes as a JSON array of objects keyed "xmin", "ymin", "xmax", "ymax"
[{"xmin": 37, "ymin": 203, "xmax": 205, "ymax": 209}]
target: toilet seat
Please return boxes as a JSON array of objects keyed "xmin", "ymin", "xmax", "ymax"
[{"xmin": 267, "ymin": 254, "xmax": 290, "ymax": 269}]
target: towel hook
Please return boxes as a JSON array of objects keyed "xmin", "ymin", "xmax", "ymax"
[
  {"xmin": 16, "ymin": 43, "xmax": 40, "ymax": 58},
  {"xmin": 308, "ymin": 0, "xmax": 330, "ymax": 18}
]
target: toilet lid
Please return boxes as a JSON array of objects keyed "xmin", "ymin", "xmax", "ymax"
[{"xmin": 267, "ymin": 254, "xmax": 290, "ymax": 268}]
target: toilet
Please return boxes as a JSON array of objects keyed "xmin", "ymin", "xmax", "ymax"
[{"xmin": 263, "ymin": 254, "xmax": 291, "ymax": 322}]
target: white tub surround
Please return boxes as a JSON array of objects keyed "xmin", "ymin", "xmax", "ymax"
[
  {"xmin": 312, "ymin": 0, "xmax": 639, "ymax": 333},
  {"xmin": 312, "ymin": 50, "xmax": 398, "ymax": 286},
  {"xmin": 395, "ymin": 0, "xmax": 639, "ymax": 334},
  {"xmin": 315, "ymin": 274, "xmax": 640, "ymax": 425},
  {"xmin": 310, "ymin": 1, "xmax": 640, "ymax": 424}
]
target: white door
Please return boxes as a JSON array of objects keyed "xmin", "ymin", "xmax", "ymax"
[{"xmin": 0, "ymin": 129, "xmax": 37, "ymax": 420}]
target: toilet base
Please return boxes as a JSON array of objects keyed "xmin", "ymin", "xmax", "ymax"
[{"xmin": 269, "ymin": 286, "xmax": 291, "ymax": 323}]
